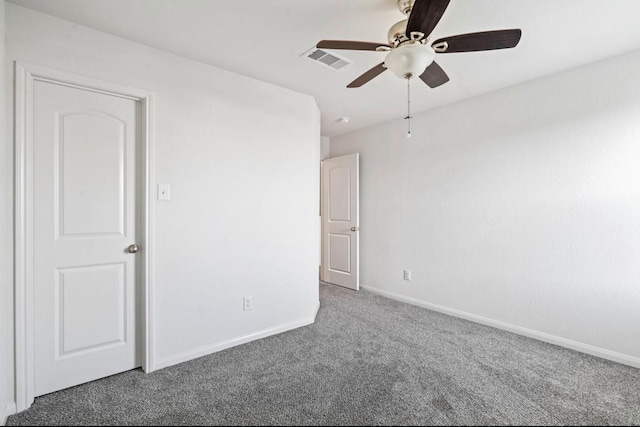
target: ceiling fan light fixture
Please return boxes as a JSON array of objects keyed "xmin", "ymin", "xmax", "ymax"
[{"xmin": 384, "ymin": 44, "xmax": 435, "ymax": 80}]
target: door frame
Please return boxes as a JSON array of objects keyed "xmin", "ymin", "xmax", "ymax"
[
  {"xmin": 321, "ymin": 153, "xmax": 360, "ymax": 290},
  {"xmin": 14, "ymin": 62, "xmax": 156, "ymax": 411}
]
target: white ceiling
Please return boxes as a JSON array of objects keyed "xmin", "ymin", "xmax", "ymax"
[{"xmin": 8, "ymin": 0, "xmax": 640, "ymax": 137}]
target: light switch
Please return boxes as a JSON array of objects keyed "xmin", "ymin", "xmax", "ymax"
[{"xmin": 157, "ymin": 184, "xmax": 170, "ymax": 201}]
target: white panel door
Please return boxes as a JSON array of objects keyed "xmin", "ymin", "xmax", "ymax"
[
  {"xmin": 33, "ymin": 80, "xmax": 141, "ymax": 396},
  {"xmin": 322, "ymin": 153, "xmax": 359, "ymax": 290}
]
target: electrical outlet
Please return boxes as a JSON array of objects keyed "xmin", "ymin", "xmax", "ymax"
[
  {"xmin": 403, "ymin": 269, "xmax": 412, "ymax": 281},
  {"xmin": 243, "ymin": 296, "xmax": 253, "ymax": 311}
]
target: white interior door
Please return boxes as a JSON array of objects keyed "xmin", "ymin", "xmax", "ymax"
[
  {"xmin": 32, "ymin": 80, "xmax": 141, "ymax": 396},
  {"xmin": 322, "ymin": 153, "xmax": 359, "ymax": 290}
]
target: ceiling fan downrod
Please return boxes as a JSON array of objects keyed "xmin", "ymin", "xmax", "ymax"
[{"xmin": 397, "ymin": 0, "xmax": 415, "ymax": 16}]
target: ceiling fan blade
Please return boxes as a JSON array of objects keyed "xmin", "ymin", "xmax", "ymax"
[
  {"xmin": 317, "ymin": 40, "xmax": 391, "ymax": 51},
  {"xmin": 419, "ymin": 61, "xmax": 449, "ymax": 88},
  {"xmin": 347, "ymin": 63, "xmax": 387, "ymax": 88},
  {"xmin": 406, "ymin": 0, "xmax": 451, "ymax": 39},
  {"xmin": 432, "ymin": 29, "xmax": 522, "ymax": 53}
]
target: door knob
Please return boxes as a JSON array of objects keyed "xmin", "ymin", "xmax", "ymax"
[
  {"xmin": 127, "ymin": 244, "xmax": 140, "ymax": 254},
  {"xmin": 351, "ymin": 227, "xmax": 359, "ymax": 232}
]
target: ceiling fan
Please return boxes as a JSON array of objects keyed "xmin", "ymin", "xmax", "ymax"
[{"xmin": 316, "ymin": 0, "xmax": 522, "ymax": 89}]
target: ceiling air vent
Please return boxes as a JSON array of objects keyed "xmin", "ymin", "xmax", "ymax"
[{"xmin": 302, "ymin": 47, "xmax": 353, "ymax": 71}]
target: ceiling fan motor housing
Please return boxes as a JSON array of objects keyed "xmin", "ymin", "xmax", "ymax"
[
  {"xmin": 385, "ymin": 43, "xmax": 435, "ymax": 79},
  {"xmin": 388, "ymin": 19, "xmax": 410, "ymax": 45}
]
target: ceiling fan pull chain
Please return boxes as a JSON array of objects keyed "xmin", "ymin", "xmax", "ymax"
[{"xmin": 406, "ymin": 77, "xmax": 412, "ymax": 139}]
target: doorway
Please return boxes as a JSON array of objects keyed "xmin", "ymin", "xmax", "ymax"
[
  {"xmin": 14, "ymin": 63, "xmax": 154, "ymax": 411},
  {"xmin": 321, "ymin": 153, "xmax": 360, "ymax": 290}
]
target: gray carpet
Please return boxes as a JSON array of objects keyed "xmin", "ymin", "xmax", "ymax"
[{"xmin": 8, "ymin": 282, "xmax": 640, "ymax": 426}]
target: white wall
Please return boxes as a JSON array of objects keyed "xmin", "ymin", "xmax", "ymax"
[
  {"xmin": 330, "ymin": 49, "xmax": 640, "ymax": 367},
  {"xmin": 320, "ymin": 136, "xmax": 330, "ymax": 161},
  {"xmin": 1, "ymin": 1, "xmax": 17, "ymax": 424},
  {"xmin": 6, "ymin": 1, "xmax": 319, "ymax": 383}
]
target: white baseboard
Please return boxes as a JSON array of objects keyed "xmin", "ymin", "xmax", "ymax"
[
  {"xmin": 1, "ymin": 401, "xmax": 17, "ymax": 426},
  {"xmin": 361, "ymin": 285, "xmax": 640, "ymax": 369},
  {"xmin": 154, "ymin": 301, "xmax": 321, "ymax": 371}
]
